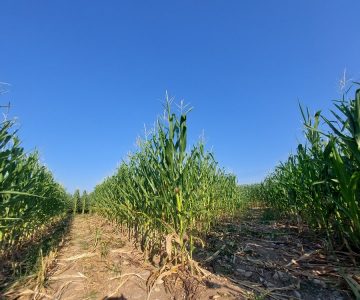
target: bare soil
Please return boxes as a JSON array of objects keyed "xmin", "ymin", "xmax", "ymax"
[
  {"xmin": 195, "ymin": 208, "xmax": 359, "ymax": 300},
  {"xmin": 4, "ymin": 215, "xmax": 246, "ymax": 300},
  {"xmin": 3, "ymin": 210, "xmax": 359, "ymax": 300}
]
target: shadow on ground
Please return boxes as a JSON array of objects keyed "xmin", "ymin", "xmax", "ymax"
[
  {"xmin": 104, "ymin": 296, "xmax": 128, "ymax": 300},
  {"xmin": 194, "ymin": 208, "xmax": 357, "ymax": 300},
  {"xmin": 0, "ymin": 215, "xmax": 73, "ymax": 294}
]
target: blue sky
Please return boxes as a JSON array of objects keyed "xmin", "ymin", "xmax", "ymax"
[{"xmin": 1, "ymin": 1, "xmax": 360, "ymax": 193}]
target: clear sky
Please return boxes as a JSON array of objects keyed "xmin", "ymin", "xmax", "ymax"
[{"xmin": 1, "ymin": 1, "xmax": 360, "ymax": 193}]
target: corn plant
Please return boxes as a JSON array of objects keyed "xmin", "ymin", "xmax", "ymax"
[
  {"xmin": 0, "ymin": 119, "xmax": 70, "ymax": 253},
  {"xmin": 262, "ymin": 85, "xmax": 360, "ymax": 250},
  {"xmin": 91, "ymin": 97, "xmax": 246, "ymax": 270}
]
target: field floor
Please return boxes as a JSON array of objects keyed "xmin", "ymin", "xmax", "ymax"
[
  {"xmin": 5, "ymin": 211, "xmax": 359, "ymax": 300},
  {"xmin": 196, "ymin": 209, "xmax": 358, "ymax": 300}
]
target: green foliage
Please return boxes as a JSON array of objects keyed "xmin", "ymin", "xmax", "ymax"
[
  {"xmin": 91, "ymin": 97, "xmax": 248, "ymax": 267},
  {"xmin": 262, "ymin": 85, "xmax": 360, "ymax": 250},
  {"xmin": 0, "ymin": 120, "xmax": 70, "ymax": 252},
  {"xmin": 238, "ymin": 184, "xmax": 265, "ymax": 209},
  {"xmin": 72, "ymin": 189, "xmax": 90, "ymax": 214},
  {"xmin": 73, "ymin": 189, "xmax": 80, "ymax": 215},
  {"xmin": 81, "ymin": 190, "xmax": 89, "ymax": 214}
]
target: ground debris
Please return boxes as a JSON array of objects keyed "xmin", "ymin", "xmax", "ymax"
[
  {"xmin": 195, "ymin": 208, "xmax": 358, "ymax": 300},
  {"xmin": 4, "ymin": 210, "xmax": 359, "ymax": 300},
  {"xmin": 4, "ymin": 215, "xmax": 250, "ymax": 300}
]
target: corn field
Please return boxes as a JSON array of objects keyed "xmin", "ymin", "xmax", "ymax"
[
  {"xmin": 91, "ymin": 98, "xmax": 254, "ymax": 269},
  {"xmin": 262, "ymin": 85, "xmax": 360, "ymax": 250},
  {"xmin": 0, "ymin": 120, "xmax": 70, "ymax": 254},
  {"xmin": 1, "ymin": 85, "xmax": 359, "ymax": 298}
]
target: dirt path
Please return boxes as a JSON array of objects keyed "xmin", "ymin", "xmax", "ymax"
[
  {"xmin": 41, "ymin": 215, "xmax": 168, "ymax": 300},
  {"xmin": 38, "ymin": 215, "xmax": 244, "ymax": 300},
  {"xmin": 7, "ymin": 212, "xmax": 357, "ymax": 300}
]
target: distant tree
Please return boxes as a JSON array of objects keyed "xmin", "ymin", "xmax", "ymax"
[
  {"xmin": 73, "ymin": 189, "xmax": 81, "ymax": 215},
  {"xmin": 81, "ymin": 190, "xmax": 88, "ymax": 214},
  {"xmin": 88, "ymin": 193, "xmax": 94, "ymax": 214}
]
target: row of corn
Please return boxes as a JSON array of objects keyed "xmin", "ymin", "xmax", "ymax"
[
  {"xmin": 0, "ymin": 119, "xmax": 70, "ymax": 254},
  {"xmin": 91, "ymin": 99, "xmax": 256, "ymax": 268},
  {"xmin": 262, "ymin": 85, "xmax": 360, "ymax": 250}
]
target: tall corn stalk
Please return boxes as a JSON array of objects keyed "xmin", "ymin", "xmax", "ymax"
[
  {"xmin": 91, "ymin": 96, "xmax": 244, "ymax": 269},
  {"xmin": 262, "ymin": 85, "xmax": 360, "ymax": 250},
  {"xmin": 0, "ymin": 120, "xmax": 70, "ymax": 253}
]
